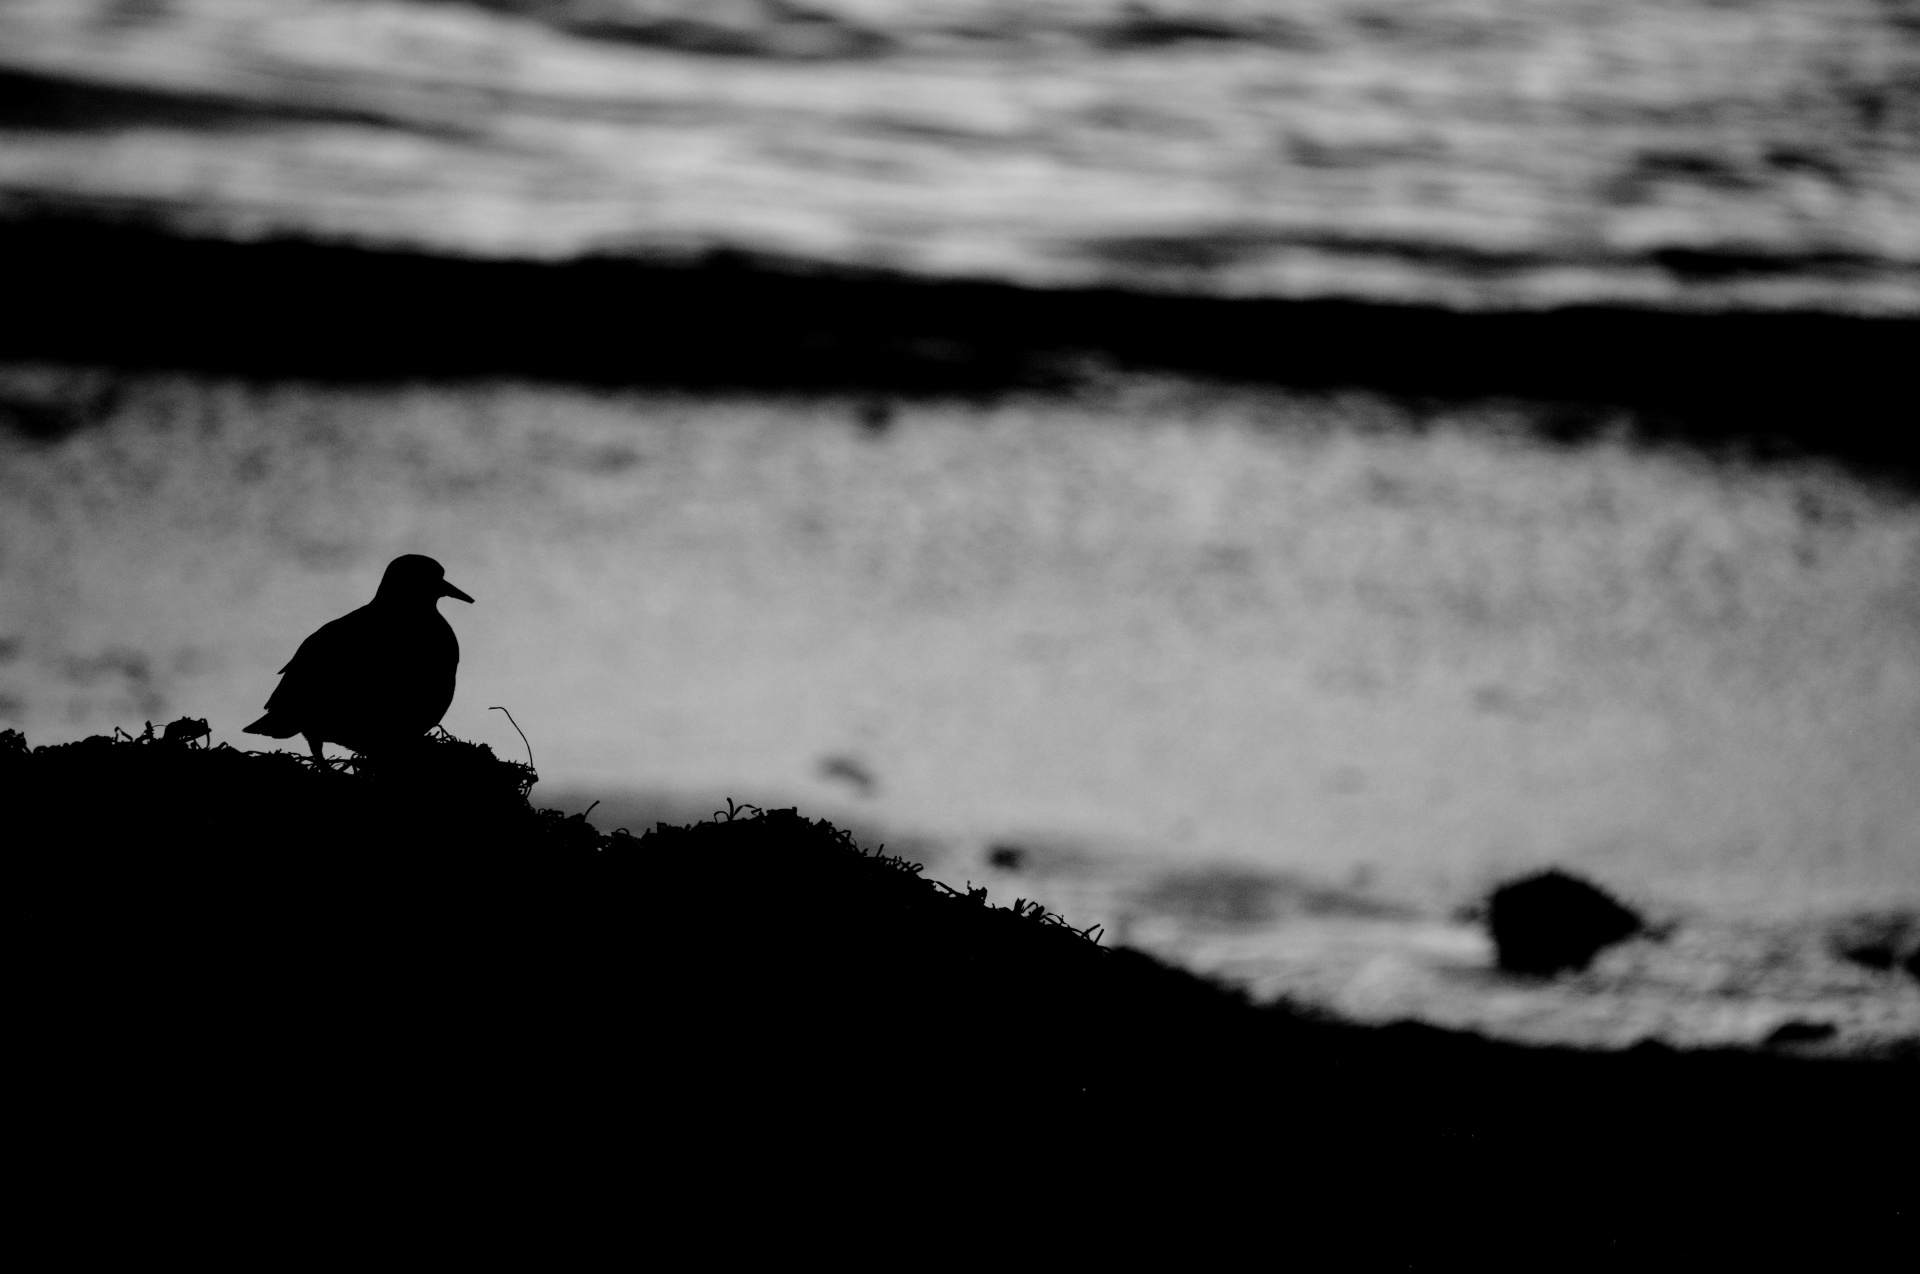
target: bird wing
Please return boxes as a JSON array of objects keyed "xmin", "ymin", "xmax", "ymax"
[
  {"xmin": 262, "ymin": 606, "xmax": 375, "ymax": 715},
  {"xmin": 260, "ymin": 604, "xmax": 461, "ymax": 745}
]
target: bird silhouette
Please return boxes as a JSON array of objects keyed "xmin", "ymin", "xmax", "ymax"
[{"xmin": 245, "ymin": 555, "xmax": 474, "ymax": 762}]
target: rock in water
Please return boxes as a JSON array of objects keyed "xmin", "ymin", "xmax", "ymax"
[
  {"xmin": 1826, "ymin": 911, "xmax": 1920, "ymax": 983},
  {"xmin": 1488, "ymin": 870, "xmax": 1643, "ymax": 976}
]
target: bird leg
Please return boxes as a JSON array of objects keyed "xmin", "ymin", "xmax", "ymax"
[{"xmin": 305, "ymin": 733, "xmax": 326, "ymax": 764}]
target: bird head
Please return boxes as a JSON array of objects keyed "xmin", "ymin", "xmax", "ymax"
[{"xmin": 376, "ymin": 555, "xmax": 475, "ymax": 606}]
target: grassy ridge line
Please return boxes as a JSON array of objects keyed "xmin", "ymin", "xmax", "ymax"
[{"xmin": 4, "ymin": 721, "xmax": 1910, "ymax": 1179}]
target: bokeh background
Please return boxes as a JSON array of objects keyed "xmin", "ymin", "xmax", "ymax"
[{"xmin": 4, "ymin": 0, "xmax": 1917, "ymax": 1050}]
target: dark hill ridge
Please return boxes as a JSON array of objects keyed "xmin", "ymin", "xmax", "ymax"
[{"xmin": 5, "ymin": 721, "xmax": 1911, "ymax": 1216}]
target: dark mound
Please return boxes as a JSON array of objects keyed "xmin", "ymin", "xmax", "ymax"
[
  {"xmin": 1765, "ymin": 1020, "xmax": 1839, "ymax": 1046},
  {"xmin": 6, "ymin": 723, "xmax": 1910, "ymax": 1228},
  {"xmin": 1488, "ymin": 869, "xmax": 1645, "ymax": 975}
]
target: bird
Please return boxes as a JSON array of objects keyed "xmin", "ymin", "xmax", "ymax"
[{"xmin": 245, "ymin": 555, "xmax": 474, "ymax": 762}]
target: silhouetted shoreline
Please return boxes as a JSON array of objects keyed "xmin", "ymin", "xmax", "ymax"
[{"xmin": 8, "ymin": 720, "xmax": 1911, "ymax": 1226}]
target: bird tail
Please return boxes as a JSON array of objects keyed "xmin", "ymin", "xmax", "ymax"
[{"xmin": 244, "ymin": 712, "xmax": 302, "ymax": 739}]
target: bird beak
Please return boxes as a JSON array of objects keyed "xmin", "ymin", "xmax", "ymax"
[{"xmin": 442, "ymin": 581, "xmax": 475, "ymax": 603}]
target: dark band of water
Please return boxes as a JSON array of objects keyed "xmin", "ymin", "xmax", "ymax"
[{"xmin": 2, "ymin": 216, "xmax": 1914, "ymax": 486}]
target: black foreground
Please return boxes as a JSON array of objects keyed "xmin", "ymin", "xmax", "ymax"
[{"xmin": 8, "ymin": 723, "xmax": 1909, "ymax": 1241}]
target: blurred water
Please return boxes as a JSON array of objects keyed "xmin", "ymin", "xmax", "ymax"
[
  {"xmin": 3, "ymin": 365, "xmax": 1918, "ymax": 1047},
  {"xmin": 6, "ymin": 0, "xmax": 1915, "ymax": 312}
]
